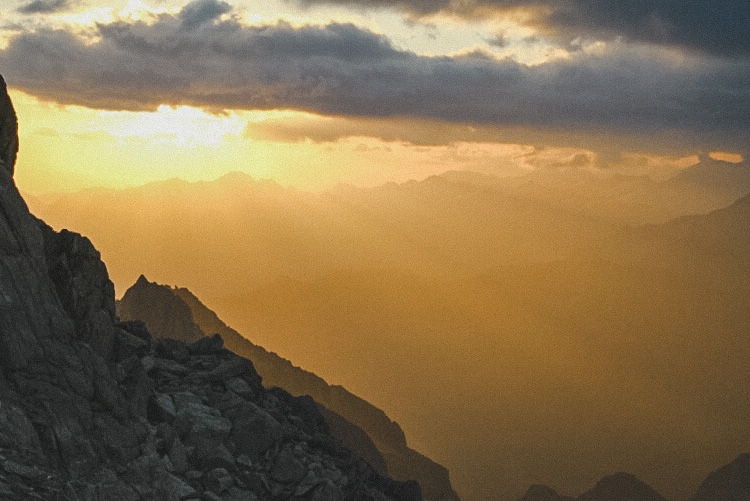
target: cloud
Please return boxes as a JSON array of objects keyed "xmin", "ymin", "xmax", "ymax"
[
  {"xmin": 179, "ymin": 0, "xmax": 232, "ymax": 30},
  {"xmin": 18, "ymin": 0, "xmax": 72, "ymax": 14},
  {"xmin": 0, "ymin": 2, "xmax": 748, "ymax": 153},
  {"xmin": 292, "ymin": 0, "xmax": 750, "ymax": 57},
  {"xmin": 546, "ymin": 0, "xmax": 750, "ymax": 58}
]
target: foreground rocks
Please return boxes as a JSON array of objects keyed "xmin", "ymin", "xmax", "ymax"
[
  {"xmin": 119, "ymin": 276, "xmax": 460, "ymax": 501},
  {"xmin": 0, "ymin": 74, "xmax": 419, "ymax": 500}
]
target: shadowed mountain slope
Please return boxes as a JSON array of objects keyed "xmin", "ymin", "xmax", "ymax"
[
  {"xmin": 0, "ymin": 73, "xmax": 420, "ymax": 500},
  {"xmin": 586, "ymin": 192, "xmax": 750, "ymax": 277},
  {"xmin": 117, "ymin": 275, "xmax": 460, "ymax": 501},
  {"xmin": 691, "ymin": 453, "xmax": 750, "ymax": 501},
  {"xmin": 16, "ymin": 79, "xmax": 750, "ymax": 501},
  {"xmin": 575, "ymin": 473, "xmax": 666, "ymax": 501}
]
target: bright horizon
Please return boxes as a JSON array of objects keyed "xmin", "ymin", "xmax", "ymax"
[
  {"xmin": 3, "ymin": 0, "xmax": 747, "ymax": 195},
  {"xmin": 4, "ymin": 2, "xmax": 750, "ymax": 500}
]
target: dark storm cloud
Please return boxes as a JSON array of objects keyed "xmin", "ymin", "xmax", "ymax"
[
  {"xmin": 179, "ymin": 0, "xmax": 232, "ymax": 30},
  {"xmin": 547, "ymin": 0, "xmax": 750, "ymax": 58},
  {"xmin": 0, "ymin": 0, "xmax": 748, "ymax": 149},
  {"xmin": 18, "ymin": 0, "xmax": 72, "ymax": 14},
  {"xmin": 292, "ymin": 0, "xmax": 750, "ymax": 57}
]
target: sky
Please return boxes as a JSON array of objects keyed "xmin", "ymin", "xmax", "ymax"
[{"xmin": 1, "ymin": 0, "xmax": 748, "ymax": 193}]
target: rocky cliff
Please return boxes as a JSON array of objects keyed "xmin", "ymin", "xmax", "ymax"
[
  {"xmin": 0, "ymin": 74, "xmax": 419, "ymax": 500},
  {"xmin": 118, "ymin": 275, "xmax": 460, "ymax": 501}
]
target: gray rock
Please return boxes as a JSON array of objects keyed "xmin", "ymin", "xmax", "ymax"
[
  {"xmin": 223, "ymin": 487, "xmax": 259, "ymax": 501},
  {"xmin": 270, "ymin": 445, "xmax": 306, "ymax": 484},
  {"xmin": 310, "ymin": 480, "xmax": 344, "ymax": 501},
  {"xmin": 153, "ymin": 357, "xmax": 190, "ymax": 376},
  {"xmin": 40, "ymin": 225, "xmax": 117, "ymax": 359},
  {"xmin": 204, "ymin": 356, "xmax": 256, "ymax": 383},
  {"xmin": 191, "ymin": 442, "xmax": 235, "ymax": 472},
  {"xmin": 203, "ymin": 467, "xmax": 234, "ymax": 494},
  {"xmin": 150, "ymin": 393, "xmax": 177, "ymax": 423},
  {"xmin": 176, "ymin": 401, "xmax": 231, "ymax": 444},
  {"xmin": 0, "ymin": 400, "xmax": 42, "ymax": 453},
  {"xmin": 225, "ymin": 377, "xmax": 253, "ymax": 398},
  {"xmin": 189, "ymin": 333, "xmax": 224, "ymax": 355},
  {"xmin": 156, "ymin": 471, "xmax": 199, "ymax": 501},
  {"xmin": 168, "ymin": 437, "xmax": 190, "ymax": 474},
  {"xmin": 94, "ymin": 481, "xmax": 140, "ymax": 501},
  {"xmin": 229, "ymin": 403, "xmax": 283, "ymax": 459}
]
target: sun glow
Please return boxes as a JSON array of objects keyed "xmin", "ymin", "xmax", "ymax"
[{"xmin": 96, "ymin": 105, "xmax": 248, "ymax": 147}]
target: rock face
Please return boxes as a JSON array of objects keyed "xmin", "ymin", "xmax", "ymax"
[
  {"xmin": 0, "ymin": 76, "xmax": 18, "ymax": 174},
  {"xmin": 118, "ymin": 276, "xmax": 460, "ymax": 501},
  {"xmin": 0, "ymin": 76, "xmax": 419, "ymax": 500}
]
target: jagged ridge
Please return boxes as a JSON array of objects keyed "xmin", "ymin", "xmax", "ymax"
[
  {"xmin": 118, "ymin": 275, "xmax": 460, "ymax": 501},
  {"xmin": 0, "ymin": 74, "xmax": 419, "ymax": 500}
]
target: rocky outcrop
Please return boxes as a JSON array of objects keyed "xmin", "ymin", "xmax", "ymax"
[
  {"xmin": 0, "ymin": 75, "xmax": 419, "ymax": 500},
  {"xmin": 691, "ymin": 453, "xmax": 750, "ymax": 501},
  {"xmin": 0, "ymin": 75, "xmax": 18, "ymax": 174},
  {"xmin": 118, "ymin": 276, "xmax": 460, "ymax": 501},
  {"xmin": 119, "ymin": 275, "xmax": 203, "ymax": 344}
]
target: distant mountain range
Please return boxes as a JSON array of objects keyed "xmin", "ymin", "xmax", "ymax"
[
  {"xmin": 6, "ymin": 60, "xmax": 750, "ymax": 500},
  {"xmin": 519, "ymin": 453, "xmax": 750, "ymax": 501},
  {"xmin": 587, "ymin": 192, "xmax": 750, "ymax": 278},
  {"xmin": 25, "ymin": 159, "xmax": 750, "ymax": 298},
  {"xmin": 23, "ymin": 161, "xmax": 750, "ymax": 500}
]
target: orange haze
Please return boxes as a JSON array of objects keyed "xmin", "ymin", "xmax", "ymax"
[{"xmin": 26, "ymin": 163, "xmax": 750, "ymax": 501}]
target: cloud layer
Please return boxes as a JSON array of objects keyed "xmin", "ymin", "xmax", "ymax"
[
  {"xmin": 1, "ymin": 0, "xmax": 748, "ymax": 152},
  {"xmin": 293, "ymin": 0, "xmax": 750, "ymax": 57},
  {"xmin": 17, "ymin": 0, "xmax": 73, "ymax": 14}
]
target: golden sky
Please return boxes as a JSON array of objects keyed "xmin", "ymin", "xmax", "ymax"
[{"xmin": 2, "ymin": 0, "xmax": 748, "ymax": 193}]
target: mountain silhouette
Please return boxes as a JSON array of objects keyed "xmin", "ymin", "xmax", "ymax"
[
  {"xmin": 575, "ymin": 473, "xmax": 666, "ymax": 501},
  {"xmin": 118, "ymin": 275, "xmax": 460, "ymax": 501},
  {"xmin": 14, "ymin": 72, "xmax": 750, "ymax": 499},
  {"xmin": 0, "ymin": 73, "xmax": 421, "ymax": 500},
  {"xmin": 692, "ymin": 453, "xmax": 750, "ymax": 501}
]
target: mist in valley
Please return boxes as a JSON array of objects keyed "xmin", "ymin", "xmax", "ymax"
[{"xmin": 26, "ymin": 161, "xmax": 750, "ymax": 500}]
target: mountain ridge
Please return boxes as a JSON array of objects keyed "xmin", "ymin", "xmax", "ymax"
[
  {"xmin": 117, "ymin": 274, "xmax": 461, "ymax": 501},
  {"xmin": 0, "ymin": 72, "xmax": 422, "ymax": 501}
]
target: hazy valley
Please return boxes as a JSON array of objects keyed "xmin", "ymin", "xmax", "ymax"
[
  {"xmin": 3, "ymin": 0, "xmax": 750, "ymax": 498},
  {"xmin": 26, "ymin": 163, "xmax": 750, "ymax": 500}
]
